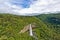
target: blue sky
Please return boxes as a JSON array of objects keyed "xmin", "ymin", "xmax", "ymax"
[
  {"xmin": 0, "ymin": 0, "xmax": 60, "ymax": 16},
  {"xmin": 10, "ymin": 0, "xmax": 35, "ymax": 8}
]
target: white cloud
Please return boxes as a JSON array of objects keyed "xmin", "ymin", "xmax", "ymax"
[{"xmin": 0, "ymin": 0, "xmax": 60, "ymax": 16}]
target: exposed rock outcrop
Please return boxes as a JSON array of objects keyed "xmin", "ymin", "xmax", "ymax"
[{"xmin": 19, "ymin": 23, "xmax": 36, "ymax": 33}]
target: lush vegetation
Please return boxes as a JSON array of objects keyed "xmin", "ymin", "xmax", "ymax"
[{"xmin": 0, "ymin": 13, "xmax": 60, "ymax": 40}]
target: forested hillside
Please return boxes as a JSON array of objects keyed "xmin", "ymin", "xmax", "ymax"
[
  {"xmin": 0, "ymin": 13, "xmax": 60, "ymax": 40},
  {"xmin": 36, "ymin": 13, "xmax": 60, "ymax": 40}
]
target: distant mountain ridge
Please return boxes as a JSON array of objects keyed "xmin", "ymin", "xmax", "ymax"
[{"xmin": 0, "ymin": 12, "xmax": 60, "ymax": 16}]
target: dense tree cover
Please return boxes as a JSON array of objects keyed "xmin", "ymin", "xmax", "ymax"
[
  {"xmin": 36, "ymin": 13, "xmax": 60, "ymax": 40},
  {"xmin": 0, "ymin": 13, "xmax": 60, "ymax": 40}
]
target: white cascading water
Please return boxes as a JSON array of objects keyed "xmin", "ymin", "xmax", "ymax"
[{"xmin": 29, "ymin": 24, "xmax": 33, "ymax": 36}]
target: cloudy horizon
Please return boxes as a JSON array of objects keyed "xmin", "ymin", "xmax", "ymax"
[{"xmin": 0, "ymin": 0, "xmax": 60, "ymax": 16}]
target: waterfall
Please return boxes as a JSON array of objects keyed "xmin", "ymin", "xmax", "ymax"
[
  {"xmin": 29, "ymin": 24, "xmax": 33, "ymax": 36},
  {"xmin": 29, "ymin": 24, "xmax": 38, "ymax": 40}
]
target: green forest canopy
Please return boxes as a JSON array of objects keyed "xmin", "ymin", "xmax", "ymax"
[{"xmin": 0, "ymin": 13, "xmax": 60, "ymax": 40}]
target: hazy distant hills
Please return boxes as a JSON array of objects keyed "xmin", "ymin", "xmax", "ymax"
[
  {"xmin": 0, "ymin": 12, "xmax": 60, "ymax": 16},
  {"xmin": 0, "ymin": 13, "xmax": 60, "ymax": 40}
]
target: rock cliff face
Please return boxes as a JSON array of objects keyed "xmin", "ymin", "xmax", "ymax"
[{"xmin": 19, "ymin": 24, "xmax": 36, "ymax": 33}]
